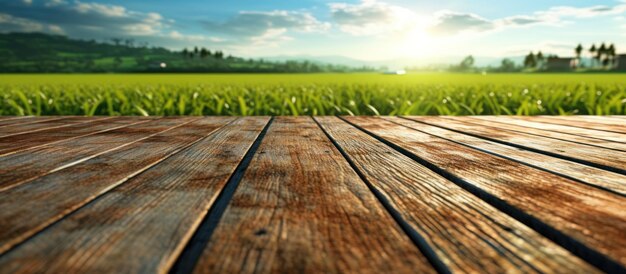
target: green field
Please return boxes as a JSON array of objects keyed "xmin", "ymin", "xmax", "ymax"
[{"xmin": 1, "ymin": 73, "xmax": 625, "ymax": 116}]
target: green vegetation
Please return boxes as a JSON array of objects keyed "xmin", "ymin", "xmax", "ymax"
[
  {"xmin": 0, "ymin": 33, "xmax": 372, "ymax": 73},
  {"xmin": 1, "ymin": 74, "xmax": 624, "ymax": 116}
]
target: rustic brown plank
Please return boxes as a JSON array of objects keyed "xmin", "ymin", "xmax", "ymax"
[
  {"xmin": 385, "ymin": 117, "xmax": 626, "ymax": 196},
  {"xmin": 526, "ymin": 116, "xmax": 626, "ymax": 134},
  {"xmin": 314, "ymin": 116, "xmax": 598, "ymax": 273},
  {"xmin": 0, "ymin": 116, "xmax": 25, "ymax": 121},
  {"xmin": 0, "ymin": 117, "xmax": 234, "ymax": 254},
  {"xmin": 0, "ymin": 116, "xmax": 110, "ymax": 138},
  {"xmin": 475, "ymin": 116, "xmax": 626, "ymax": 144},
  {"xmin": 407, "ymin": 116, "xmax": 626, "ymax": 175},
  {"xmin": 0, "ymin": 117, "xmax": 150, "ymax": 157},
  {"xmin": 0, "ymin": 116, "xmax": 48, "ymax": 128},
  {"xmin": 0, "ymin": 117, "xmax": 199, "ymax": 191},
  {"xmin": 458, "ymin": 116, "xmax": 626, "ymax": 151},
  {"xmin": 0, "ymin": 117, "xmax": 269, "ymax": 273},
  {"xmin": 556, "ymin": 115, "xmax": 626, "ymax": 125},
  {"xmin": 191, "ymin": 117, "xmax": 436, "ymax": 274},
  {"xmin": 345, "ymin": 116, "xmax": 626, "ymax": 271}
]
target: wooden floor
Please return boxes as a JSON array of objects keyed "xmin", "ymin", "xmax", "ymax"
[{"xmin": 0, "ymin": 115, "xmax": 624, "ymax": 273}]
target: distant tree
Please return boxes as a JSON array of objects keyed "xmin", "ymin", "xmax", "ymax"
[
  {"xmin": 523, "ymin": 52, "xmax": 537, "ymax": 68},
  {"xmin": 575, "ymin": 44, "xmax": 583, "ymax": 60},
  {"xmin": 536, "ymin": 51, "xmax": 545, "ymax": 69},
  {"xmin": 182, "ymin": 48, "xmax": 189, "ymax": 58},
  {"xmin": 193, "ymin": 47, "xmax": 199, "ymax": 55},
  {"xmin": 215, "ymin": 50, "xmax": 224, "ymax": 59},
  {"xmin": 111, "ymin": 38, "xmax": 122, "ymax": 46},
  {"xmin": 589, "ymin": 44, "xmax": 597, "ymax": 67},
  {"xmin": 608, "ymin": 43, "xmax": 616, "ymax": 67},
  {"xmin": 200, "ymin": 47, "xmax": 208, "ymax": 58},
  {"xmin": 597, "ymin": 43, "xmax": 607, "ymax": 67},
  {"xmin": 459, "ymin": 55, "xmax": 474, "ymax": 71},
  {"xmin": 602, "ymin": 56, "xmax": 611, "ymax": 67},
  {"xmin": 499, "ymin": 58, "xmax": 516, "ymax": 72}
]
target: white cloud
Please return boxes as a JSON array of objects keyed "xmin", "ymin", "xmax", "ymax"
[
  {"xmin": 329, "ymin": 0, "xmax": 416, "ymax": 36},
  {"xmin": 205, "ymin": 10, "xmax": 329, "ymax": 36},
  {"xmin": 203, "ymin": 10, "xmax": 328, "ymax": 48},
  {"xmin": 22, "ymin": 0, "xmax": 32, "ymax": 5},
  {"xmin": 45, "ymin": 0, "xmax": 67, "ymax": 7},
  {"xmin": 429, "ymin": 11, "xmax": 493, "ymax": 35},
  {"xmin": 48, "ymin": 24, "xmax": 64, "ymax": 34},
  {"xmin": 538, "ymin": 5, "xmax": 626, "ymax": 19},
  {"xmin": 74, "ymin": 1, "xmax": 127, "ymax": 17},
  {"xmin": 0, "ymin": 12, "xmax": 64, "ymax": 34},
  {"xmin": 0, "ymin": 13, "xmax": 44, "ymax": 32}
]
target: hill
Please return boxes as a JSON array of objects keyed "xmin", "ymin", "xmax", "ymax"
[{"xmin": 0, "ymin": 32, "xmax": 373, "ymax": 73}]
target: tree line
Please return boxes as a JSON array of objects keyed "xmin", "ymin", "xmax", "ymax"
[
  {"xmin": 181, "ymin": 47, "xmax": 227, "ymax": 59},
  {"xmin": 523, "ymin": 43, "xmax": 618, "ymax": 69}
]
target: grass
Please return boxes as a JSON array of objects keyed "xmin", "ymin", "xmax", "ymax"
[{"xmin": 0, "ymin": 73, "xmax": 625, "ymax": 116}]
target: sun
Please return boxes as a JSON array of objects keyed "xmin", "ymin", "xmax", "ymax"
[{"xmin": 395, "ymin": 23, "xmax": 440, "ymax": 59}]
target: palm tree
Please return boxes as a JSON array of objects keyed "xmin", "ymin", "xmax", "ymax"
[
  {"xmin": 608, "ymin": 43, "xmax": 616, "ymax": 67},
  {"xmin": 589, "ymin": 44, "xmax": 597, "ymax": 67},
  {"xmin": 575, "ymin": 44, "xmax": 583, "ymax": 60},
  {"xmin": 598, "ymin": 43, "xmax": 607, "ymax": 67}
]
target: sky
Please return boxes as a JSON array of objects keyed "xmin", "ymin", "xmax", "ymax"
[{"xmin": 1, "ymin": 0, "xmax": 626, "ymax": 61}]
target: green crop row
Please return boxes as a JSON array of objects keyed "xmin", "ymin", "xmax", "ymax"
[{"xmin": 1, "ymin": 74, "xmax": 624, "ymax": 116}]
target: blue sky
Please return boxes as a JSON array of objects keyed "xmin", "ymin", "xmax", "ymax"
[{"xmin": 1, "ymin": 0, "xmax": 625, "ymax": 61}]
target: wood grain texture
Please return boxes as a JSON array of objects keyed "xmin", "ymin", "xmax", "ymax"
[
  {"xmin": 0, "ymin": 116, "xmax": 108, "ymax": 138},
  {"xmin": 0, "ymin": 117, "xmax": 198, "ymax": 191},
  {"xmin": 524, "ymin": 116, "xmax": 626, "ymax": 134},
  {"xmin": 555, "ymin": 116, "xmax": 626, "ymax": 125},
  {"xmin": 0, "ymin": 116, "xmax": 27, "ymax": 121},
  {"xmin": 0, "ymin": 117, "xmax": 269, "ymax": 273},
  {"xmin": 409, "ymin": 116, "xmax": 626, "ymax": 174},
  {"xmin": 0, "ymin": 117, "xmax": 149, "ymax": 157},
  {"xmin": 0, "ymin": 117, "xmax": 234, "ymax": 254},
  {"xmin": 0, "ymin": 116, "xmax": 51, "ymax": 128},
  {"xmin": 345, "ymin": 116, "xmax": 626, "ymax": 270},
  {"xmin": 192, "ymin": 117, "xmax": 436, "ymax": 274},
  {"xmin": 474, "ymin": 116, "xmax": 626, "ymax": 144},
  {"xmin": 387, "ymin": 117, "xmax": 626, "ymax": 196},
  {"xmin": 456, "ymin": 116, "xmax": 626, "ymax": 151},
  {"xmin": 315, "ymin": 116, "xmax": 598, "ymax": 274}
]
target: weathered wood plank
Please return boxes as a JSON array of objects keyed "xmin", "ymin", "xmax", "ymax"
[
  {"xmin": 475, "ymin": 116, "xmax": 626, "ymax": 144},
  {"xmin": 0, "ymin": 117, "xmax": 234, "ymax": 254},
  {"xmin": 0, "ymin": 116, "xmax": 109, "ymax": 138},
  {"xmin": 0, "ymin": 117, "xmax": 150, "ymax": 157},
  {"xmin": 386, "ymin": 117, "xmax": 626, "ymax": 196},
  {"xmin": 0, "ymin": 117, "xmax": 198, "ymax": 191},
  {"xmin": 0, "ymin": 117, "xmax": 269, "ymax": 273},
  {"xmin": 345, "ymin": 116, "xmax": 626, "ymax": 272},
  {"xmin": 555, "ymin": 115, "xmax": 626, "ymax": 126},
  {"xmin": 0, "ymin": 116, "xmax": 26, "ymax": 121},
  {"xmin": 0, "ymin": 116, "xmax": 49, "ymax": 128},
  {"xmin": 314, "ymin": 116, "xmax": 598, "ymax": 273},
  {"xmin": 458, "ymin": 116, "xmax": 626, "ymax": 151},
  {"xmin": 191, "ymin": 117, "xmax": 436, "ymax": 274},
  {"xmin": 525, "ymin": 116, "xmax": 626, "ymax": 134},
  {"xmin": 407, "ymin": 116, "xmax": 626, "ymax": 174}
]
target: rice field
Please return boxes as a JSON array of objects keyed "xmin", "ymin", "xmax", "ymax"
[{"xmin": 0, "ymin": 73, "xmax": 625, "ymax": 116}]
